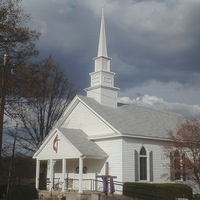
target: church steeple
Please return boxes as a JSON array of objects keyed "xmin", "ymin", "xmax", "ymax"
[
  {"xmin": 97, "ymin": 7, "xmax": 107, "ymax": 57},
  {"xmin": 85, "ymin": 7, "xmax": 119, "ymax": 107}
]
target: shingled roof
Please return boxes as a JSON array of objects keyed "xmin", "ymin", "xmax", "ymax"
[
  {"xmin": 77, "ymin": 95, "xmax": 184, "ymax": 140},
  {"xmin": 58, "ymin": 127, "xmax": 108, "ymax": 158}
]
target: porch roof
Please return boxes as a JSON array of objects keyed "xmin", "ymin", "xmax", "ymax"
[{"xmin": 58, "ymin": 127, "xmax": 108, "ymax": 158}]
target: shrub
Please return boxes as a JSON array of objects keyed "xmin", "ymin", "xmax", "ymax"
[
  {"xmin": 123, "ymin": 182, "xmax": 192, "ymax": 200},
  {"xmin": 8, "ymin": 184, "xmax": 38, "ymax": 200}
]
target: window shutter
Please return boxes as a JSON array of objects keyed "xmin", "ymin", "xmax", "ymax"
[
  {"xmin": 134, "ymin": 150, "xmax": 139, "ymax": 181},
  {"xmin": 170, "ymin": 152, "xmax": 175, "ymax": 181},
  {"xmin": 182, "ymin": 153, "xmax": 186, "ymax": 181},
  {"xmin": 149, "ymin": 151, "xmax": 153, "ymax": 182}
]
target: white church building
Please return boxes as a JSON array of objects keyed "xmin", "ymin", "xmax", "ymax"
[{"xmin": 33, "ymin": 9, "xmax": 196, "ymax": 194}]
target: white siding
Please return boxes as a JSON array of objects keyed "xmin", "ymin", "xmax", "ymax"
[
  {"xmin": 62, "ymin": 102, "xmax": 115, "ymax": 136},
  {"xmin": 95, "ymin": 138, "xmax": 123, "ymax": 182},
  {"xmin": 37, "ymin": 130, "xmax": 80, "ymax": 160},
  {"xmin": 122, "ymin": 137, "xmax": 169, "ymax": 183}
]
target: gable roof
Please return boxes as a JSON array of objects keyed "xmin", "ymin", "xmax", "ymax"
[
  {"xmin": 77, "ymin": 95, "xmax": 184, "ymax": 140},
  {"xmin": 58, "ymin": 128, "xmax": 108, "ymax": 158},
  {"xmin": 33, "ymin": 95, "xmax": 184, "ymax": 158}
]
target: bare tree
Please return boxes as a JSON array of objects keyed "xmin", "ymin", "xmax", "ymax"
[
  {"xmin": 7, "ymin": 57, "xmax": 78, "ymax": 154},
  {"xmin": 163, "ymin": 119, "xmax": 200, "ymax": 188},
  {"xmin": 0, "ymin": 0, "xmax": 39, "ymax": 64},
  {"xmin": 0, "ymin": 0, "xmax": 39, "ymax": 160},
  {"xmin": 0, "ymin": 0, "xmax": 40, "ymax": 111}
]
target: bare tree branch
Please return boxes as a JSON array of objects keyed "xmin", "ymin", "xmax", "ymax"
[
  {"xmin": 7, "ymin": 57, "xmax": 78, "ymax": 154},
  {"xmin": 163, "ymin": 119, "xmax": 200, "ymax": 188}
]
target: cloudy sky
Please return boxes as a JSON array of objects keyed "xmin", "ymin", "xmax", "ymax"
[{"xmin": 21, "ymin": 0, "xmax": 200, "ymax": 118}]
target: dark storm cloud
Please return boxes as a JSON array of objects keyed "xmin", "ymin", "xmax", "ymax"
[
  {"xmin": 21, "ymin": 0, "xmax": 200, "ymax": 105},
  {"xmin": 105, "ymin": 0, "xmax": 200, "ymax": 89}
]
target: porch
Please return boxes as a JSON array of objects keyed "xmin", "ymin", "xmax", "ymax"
[
  {"xmin": 36, "ymin": 157, "xmax": 107, "ymax": 193},
  {"xmin": 34, "ymin": 128, "xmax": 109, "ymax": 194}
]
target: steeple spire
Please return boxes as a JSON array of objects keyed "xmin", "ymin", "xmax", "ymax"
[
  {"xmin": 85, "ymin": 7, "xmax": 120, "ymax": 107},
  {"xmin": 97, "ymin": 6, "xmax": 107, "ymax": 57}
]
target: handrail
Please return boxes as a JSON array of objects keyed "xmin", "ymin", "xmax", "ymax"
[{"xmin": 40, "ymin": 178, "xmax": 124, "ymax": 193}]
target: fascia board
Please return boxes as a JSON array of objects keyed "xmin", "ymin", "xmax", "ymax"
[
  {"xmin": 57, "ymin": 95, "xmax": 80, "ymax": 127},
  {"xmin": 33, "ymin": 128, "xmax": 59, "ymax": 158},
  {"xmin": 89, "ymin": 133, "xmax": 171, "ymax": 142},
  {"xmin": 33, "ymin": 128, "xmax": 82, "ymax": 159},
  {"xmin": 89, "ymin": 133, "xmax": 123, "ymax": 141},
  {"xmin": 33, "ymin": 95, "xmax": 80, "ymax": 158},
  {"xmin": 122, "ymin": 134, "xmax": 171, "ymax": 142}
]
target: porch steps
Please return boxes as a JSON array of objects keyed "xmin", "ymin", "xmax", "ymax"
[{"xmin": 38, "ymin": 190, "xmax": 141, "ymax": 200}]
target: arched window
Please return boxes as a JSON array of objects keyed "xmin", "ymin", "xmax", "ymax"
[
  {"xmin": 170, "ymin": 150, "xmax": 186, "ymax": 181},
  {"xmin": 135, "ymin": 148, "xmax": 153, "ymax": 182},
  {"xmin": 139, "ymin": 147, "xmax": 147, "ymax": 180}
]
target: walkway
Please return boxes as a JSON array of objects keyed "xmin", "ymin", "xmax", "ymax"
[{"xmin": 38, "ymin": 190, "xmax": 142, "ymax": 200}]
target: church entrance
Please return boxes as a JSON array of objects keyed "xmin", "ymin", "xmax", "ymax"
[{"xmin": 36, "ymin": 157, "xmax": 107, "ymax": 192}]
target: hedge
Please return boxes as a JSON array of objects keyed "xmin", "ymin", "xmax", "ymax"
[{"xmin": 123, "ymin": 182, "xmax": 192, "ymax": 200}]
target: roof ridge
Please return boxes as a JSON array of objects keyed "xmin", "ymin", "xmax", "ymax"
[
  {"xmin": 80, "ymin": 94, "xmax": 183, "ymax": 117},
  {"xmin": 129, "ymin": 102, "xmax": 183, "ymax": 117}
]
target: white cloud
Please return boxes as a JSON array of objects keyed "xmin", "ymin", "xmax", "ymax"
[
  {"xmin": 119, "ymin": 80, "xmax": 200, "ymax": 105},
  {"xmin": 118, "ymin": 94, "xmax": 200, "ymax": 119}
]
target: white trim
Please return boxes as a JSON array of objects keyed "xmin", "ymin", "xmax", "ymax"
[
  {"xmin": 33, "ymin": 128, "xmax": 82, "ymax": 159},
  {"xmin": 56, "ymin": 96, "xmax": 83, "ymax": 128},
  {"xmin": 121, "ymin": 138, "xmax": 124, "ymax": 183},
  {"xmin": 139, "ymin": 146, "xmax": 148, "ymax": 182},
  {"xmin": 123, "ymin": 134, "xmax": 171, "ymax": 141},
  {"xmin": 33, "ymin": 96, "xmax": 81, "ymax": 158},
  {"xmin": 78, "ymin": 156, "xmax": 84, "ymax": 193},
  {"xmin": 49, "ymin": 159, "xmax": 54, "ymax": 191},
  {"xmin": 35, "ymin": 159, "xmax": 40, "ymax": 189},
  {"xmin": 89, "ymin": 133, "xmax": 171, "ymax": 142},
  {"xmin": 33, "ymin": 129, "xmax": 58, "ymax": 158},
  {"xmin": 89, "ymin": 70, "xmax": 115, "ymax": 76},
  {"xmin": 88, "ymin": 133, "xmax": 122, "ymax": 140},
  {"xmin": 59, "ymin": 96, "xmax": 80, "ymax": 124},
  {"xmin": 62, "ymin": 159, "xmax": 66, "ymax": 192},
  {"xmin": 85, "ymin": 84, "xmax": 119, "ymax": 92},
  {"xmin": 93, "ymin": 55, "xmax": 112, "ymax": 60}
]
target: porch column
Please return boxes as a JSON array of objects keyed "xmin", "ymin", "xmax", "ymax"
[
  {"xmin": 62, "ymin": 158, "xmax": 66, "ymax": 192},
  {"xmin": 35, "ymin": 159, "xmax": 40, "ymax": 190},
  {"xmin": 78, "ymin": 156, "xmax": 84, "ymax": 193},
  {"xmin": 49, "ymin": 159, "xmax": 54, "ymax": 191}
]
